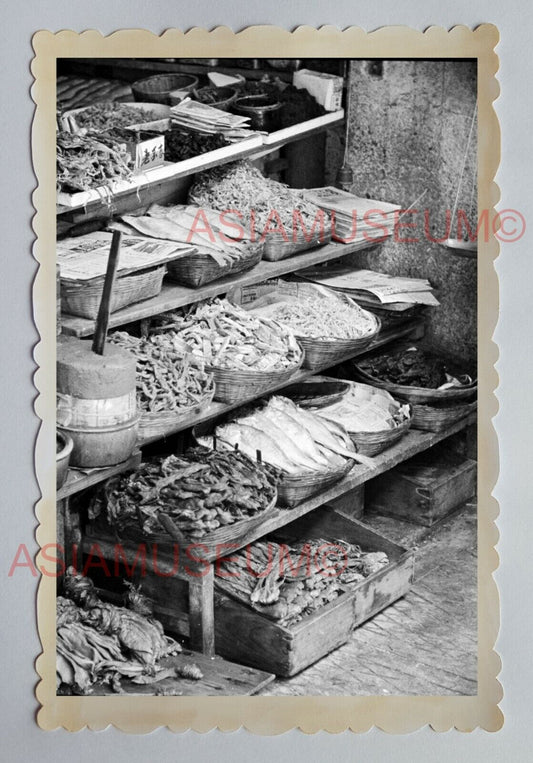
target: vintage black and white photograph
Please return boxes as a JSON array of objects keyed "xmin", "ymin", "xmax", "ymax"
[{"xmin": 52, "ymin": 52, "xmax": 479, "ymax": 700}]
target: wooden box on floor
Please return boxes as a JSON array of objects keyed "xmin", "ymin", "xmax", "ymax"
[
  {"xmin": 365, "ymin": 447, "xmax": 477, "ymax": 527},
  {"xmin": 213, "ymin": 508, "xmax": 415, "ymax": 677}
]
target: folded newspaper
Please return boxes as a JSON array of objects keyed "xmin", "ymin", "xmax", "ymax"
[
  {"xmin": 298, "ymin": 266, "xmax": 440, "ymax": 307},
  {"xmin": 57, "ymin": 231, "xmax": 196, "ymax": 282},
  {"xmin": 302, "ymin": 187, "xmax": 401, "ymax": 240}
]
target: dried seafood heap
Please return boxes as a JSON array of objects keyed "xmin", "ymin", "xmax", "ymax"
[
  {"xmin": 92, "ymin": 447, "xmax": 280, "ymax": 541},
  {"xmin": 217, "ymin": 539, "xmax": 389, "ymax": 626},
  {"xmin": 357, "ymin": 345, "xmax": 474, "ymax": 389},
  {"xmin": 199, "ymin": 396, "xmax": 356, "ymax": 475},
  {"xmin": 189, "ymin": 160, "xmax": 324, "ymax": 231},
  {"xmin": 155, "ymin": 299, "xmax": 303, "ymax": 372},
  {"xmin": 71, "ymin": 101, "xmax": 160, "ymax": 131},
  {"xmin": 56, "ymin": 569, "xmax": 205, "ymax": 695},
  {"xmin": 56, "ymin": 130, "xmax": 134, "ymax": 193},
  {"xmin": 262, "ymin": 294, "xmax": 377, "ymax": 340},
  {"xmin": 109, "ymin": 331, "xmax": 214, "ymax": 414}
]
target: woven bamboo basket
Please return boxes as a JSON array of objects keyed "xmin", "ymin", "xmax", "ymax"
[
  {"xmin": 193, "ymin": 419, "xmax": 356, "ymax": 509},
  {"xmin": 132, "ymin": 74, "xmax": 199, "ymax": 104},
  {"xmin": 207, "ymin": 355, "xmax": 304, "ymax": 405},
  {"xmin": 277, "ymin": 460, "xmax": 354, "ymax": 507},
  {"xmin": 262, "ymin": 223, "xmax": 332, "ymax": 262},
  {"xmin": 348, "ymin": 415, "xmax": 412, "ymax": 457},
  {"xmin": 296, "ymin": 315, "xmax": 381, "ymax": 370},
  {"xmin": 166, "ymin": 245, "xmax": 262, "ymax": 288},
  {"xmin": 351, "ymin": 363, "xmax": 477, "ymax": 405},
  {"xmin": 61, "ymin": 266, "xmax": 166, "ymax": 320},
  {"xmin": 248, "ymin": 283, "xmax": 380, "ymax": 370},
  {"xmin": 91, "ymin": 492, "xmax": 278, "ymax": 557},
  {"xmin": 282, "ymin": 377, "xmax": 351, "ymax": 409},
  {"xmin": 193, "ymin": 86, "xmax": 239, "ymax": 111},
  {"xmin": 138, "ymin": 385, "xmax": 215, "ymax": 440},
  {"xmin": 411, "ymin": 400, "xmax": 477, "ymax": 432}
]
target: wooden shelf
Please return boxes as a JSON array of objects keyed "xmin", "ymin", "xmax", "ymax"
[
  {"xmin": 86, "ymin": 412, "xmax": 476, "ymax": 564},
  {"xmin": 56, "ymin": 320, "xmax": 422, "ymax": 500},
  {"xmin": 218, "ymin": 412, "xmax": 476, "ymax": 560},
  {"xmin": 59, "ymin": 237, "xmax": 386, "ymax": 337},
  {"xmin": 57, "ymin": 451, "xmax": 142, "ymax": 501},
  {"xmin": 139, "ymin": 319, "xmax": 423, "ymax": 445},
  {"xmin": 56, "ymin": 112, "xmax": 344, "ymax": 215}
]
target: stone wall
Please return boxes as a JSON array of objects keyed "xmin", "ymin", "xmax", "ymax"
[{"xmin": 326, "ymin": 59, "xmax": 477, "ymax": 364}]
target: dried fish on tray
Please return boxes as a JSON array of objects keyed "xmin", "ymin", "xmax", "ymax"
[
  {"xmin": 108, "ymin": 330, "xmax": 215, "ymax": 438},
  {"xmin": 216, "ymin": 537, "xmax": 389, "ymax": 627},
  {"xmin": 91, "ymin": 447, "xmax": 280, "ymax": 542}
]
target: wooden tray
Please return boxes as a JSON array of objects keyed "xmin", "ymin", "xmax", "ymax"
[
  {"xmin": 88, "ymin": 649, "xmax": 274, "ymax": 696},
  {"xmin": 213, "ymin": 508, "xmax": 415, "ymax": 676}
]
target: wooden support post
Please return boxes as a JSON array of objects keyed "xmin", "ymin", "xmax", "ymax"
[
  {"xmin": 188, "ymin": 564, "xmax": 215, "ymax": 657},
  {"xmin": 326, "ymin": 485, "xmax": 365, "ymax": 520}
]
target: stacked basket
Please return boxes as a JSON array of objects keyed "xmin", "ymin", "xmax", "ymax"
[{"xmin": 351, "ymin": 360, "xmax": 477, "ymax": 433}]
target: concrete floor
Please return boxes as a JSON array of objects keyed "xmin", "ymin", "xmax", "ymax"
[{"xmin": 260, "ymin": 502, "xmax": 477, "ymax": 695}]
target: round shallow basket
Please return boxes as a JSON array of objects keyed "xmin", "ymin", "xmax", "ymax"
[
  {"xmin": 138, "ymin": 386, "xmax": 216, "ymax": 441},
  {"xmin": 411, "ymin": 399, "xmax": 477, "ymax": 432},
  {"xmin": 193, "ymin": 419, "xmax": 355, "ymax": 509},
  {"xmin": 297, "ymin": 314, "xmax": 381, "ymax": 371},
  {"xmin": 262, "ymin": 223, "xmax": 332, "ymax": 262},
  {"xmin": 166, "ymin": 244, "xmax": 263, "ymax": 289},
  {"xmin": 61, "ymin": 265, "xmax": 166, "ymax": 320},
  {"xmin": 207, "ymin": 356, "xmax": 303, "ymax": 405},
  {"xmin": 277, "ymin": 460, "xmax": 354, "ymax": 508},
  {"xmin": 193, "ymin": 86, "xmax": 239, "ymax": 111},
  {"xmin": 351, "ymin": 363, "xmax": 477, "ymax": 405},
  {"xmin": 347, "ymin": 414, "xmax": 412, "ymax": 457},
  {"xmin": 282, "ymin": 377, "xmax": 351, "ymax": 409},
  {"xmin": 132, "ymin": 74, "xmax": 199, "ymax": 104}
]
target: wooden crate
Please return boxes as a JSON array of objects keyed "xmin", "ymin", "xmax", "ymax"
[
  {"xmin": 366, "ymin": 447, "xmax": 476, "ymax": 527},
  {"xmin": 213, "ymin": 508, "xmax": 414, "ymax": 677}
]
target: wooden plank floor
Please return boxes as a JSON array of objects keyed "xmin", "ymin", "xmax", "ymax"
[{"xmin": 259, "ymin": 501, "xmax": 477, "ymax": 696}]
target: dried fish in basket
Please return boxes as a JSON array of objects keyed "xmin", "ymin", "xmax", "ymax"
[
  {"xmin": 90, "ymin": 446, "xmax": 281, "ymax": 544},
  {"xmin": 152, "ymin": 299, "xmax": 304, "ymax": 404},
  {"xmin": 109, "ymin": 331, "xmax": 215, "ymax": 439}
]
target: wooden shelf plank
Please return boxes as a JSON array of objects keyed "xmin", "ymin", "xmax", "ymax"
[
  {"xmin": 55, "ymin": 320, "xmax": 421, "ymax": 499},
  {"xmin": 57, "ymin": 451, "xmax": 142, "ymax": 501},
  {"xmin": 84, "ymin": 412, "xmax": 476, "ymax": 564},
  {"xmin": 59, "ymin": 237, "xmax": 386, "ymax": 337},
  {"xmin": 56, "ymin": 135, "xmax": 264, "ymax": 213},
  {"xmin": 56, "ymin": 112, "xmax": 344, "ymax": 215},
  {"xmin": 196, "ymin": 412, "xmax": 477, "ymax": 560},
  {"xmin": 87, "ymin": 650, "xmax": 275, "ymax": 696},
  {"xmin": 139, "ymin": 319, "xmax": 422, "ymax": 445}
]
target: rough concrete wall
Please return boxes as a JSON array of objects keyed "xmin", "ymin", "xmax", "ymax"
[{"xmin": 329, "ymin": 60, "xmax": 477, "ymax": 364}]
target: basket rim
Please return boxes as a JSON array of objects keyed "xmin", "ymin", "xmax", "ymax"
[
  {"xmin": 206, "ymin": 353, "xmax": 304, "ymax": 380},
  {"xmin": 61, "ymin": 263, "xmax": 167, "ymax": 291},
  {"xmin": 352, "ymin": 364, "xmax": 477, "ymax": 401},
  {"xmin": 138, "ymin": 387, "xmax": 215, "ymax": 423},
  {"xmin": 133, "ymin": 73, "xmax": 199, "ymax": 92},
  {"xmin": 348, "ymin": 414, "xmax": 412, "ymax": 441}
]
